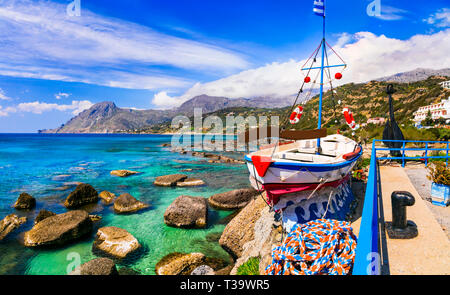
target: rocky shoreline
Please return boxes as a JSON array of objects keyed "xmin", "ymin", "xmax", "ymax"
[{"xmin": 0, "ymin": 139, "xmax": 270, "ymax": 275}]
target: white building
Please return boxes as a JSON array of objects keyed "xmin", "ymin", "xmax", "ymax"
[
  {"xmin": 413, "ymin": 97, "xmax": 450, "ymax": 125},
  {"xmin": 440, "ymin": 80, "xmax": 450, "ymax": 89},
  {"xmin": 367, "ymin": 117, "xmax": 386, "ymax": 125}
]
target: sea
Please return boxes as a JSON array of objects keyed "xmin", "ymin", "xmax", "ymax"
[{"xmin": 0, "ymin": 133, "xmax": 249, "ymax": 275}]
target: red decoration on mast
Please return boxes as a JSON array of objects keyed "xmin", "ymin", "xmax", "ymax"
[
  {"xmin": 335, "ymin": 73, "xmax": 342, "ymax": 80},
  {"xmin": 304, "ymin": 77, "xmax": 311, "ymax": 83}
]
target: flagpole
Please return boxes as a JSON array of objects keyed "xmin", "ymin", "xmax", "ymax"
[{"xmin": 317, "ymin": 7, "xmax": 326, "ymax": 150}]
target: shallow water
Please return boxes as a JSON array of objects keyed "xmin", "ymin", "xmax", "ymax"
[{"xmin": 0, "ymin": 134, "xmax": 249, "ymax": 275}]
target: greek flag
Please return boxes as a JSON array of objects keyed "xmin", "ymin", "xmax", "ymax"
[{"xmin": 313, "ymin": 0, "xmax": 325, "ymax": 17}]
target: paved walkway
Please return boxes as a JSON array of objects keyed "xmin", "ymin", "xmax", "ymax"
[
  {"xmin": 379, "ymin": 166, "xmax": 450, "ymax": 275},
  {"xmin": 404, "ymin": 165, "xmax": 450, "ymax": 239}
]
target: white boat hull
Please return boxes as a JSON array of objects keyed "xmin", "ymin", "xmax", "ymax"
[{"xmin": 245, "ymin": 134, "xmax": 362, "ymax": 189}]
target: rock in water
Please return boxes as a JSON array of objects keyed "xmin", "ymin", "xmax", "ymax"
[
  {"xmin": 93, "ymin": 226, "xmax": 141, "ymax": 259},
  {"xmin": 0, "ymin": 214, "xmax": 27, "ymax": 241},
  {"xmin": 69, "ymin": 257, "xmax": 118, "ymax": 275},
  {"xmin": 14, "ymin": 193, "xmax": 36, "ymax": 210},
  {"xmin": 155, "ymin": 252, "xmax": 206, "ymax": 275},
  {"xmin": 64, "ymin": 183, "xmax": 99, "ymax": 209},
  {"xmin": 110, "ymin": 170, "xmax": 140, "ymax": 177},
  {"xmin": 164, "ymin": 196, "xmax": 207, "ymax": 228},
  {"xmin": 176, "ymin": 178, "xmax": 205, "ymax": 187},
  {"xmin": 154, "ymin": 174, "xmax": 188, "ymax": 187},
  {"xmin": 219, "ymin": 197, "xmax": 267, "ymax": 259},
  {"xmin": 191, "ymin": 265, "xmax": 215, "ymax": 275},
  {"xmin": 89, "ymin": 215, "xmax": 102, "ymax": 222},
  {"xmin": 24, "ymin": 210, "xmax": 92, "ymax": 247},
  {"xmin": 34, "ymin": 210, "xmax": 56, "ymax": 224},
  {"xmin": 99, "ymin": 191, "xmax": 116, "ymax": 204},
  {"xmin": 113, "ymin": 193, "xmax": 149, "ymax": 214},
  {"xmin": 208, "ymin": 188, "xmax": 259, "ymax": 210}
]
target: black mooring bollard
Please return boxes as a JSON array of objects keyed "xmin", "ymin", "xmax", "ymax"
[{"xmin": 386, "ymin": 191, "xmax": 418, "ymax": 239}]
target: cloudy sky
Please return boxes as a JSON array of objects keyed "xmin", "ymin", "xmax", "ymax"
[{"xmin": 0, "ymin": 0, "xmax": 449, "ymax": 132}]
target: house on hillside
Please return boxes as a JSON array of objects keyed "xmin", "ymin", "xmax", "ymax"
[
  {"xmin": 413, "ymin": 97, "xmax": 450, "ymax": 126},
  {"xmin": 439, "ymin": 80, "xmax": 450, "ymax": 90},
  {"xmin": 366, "ymin": 117, "xmax": 386, "ymax": 125}
]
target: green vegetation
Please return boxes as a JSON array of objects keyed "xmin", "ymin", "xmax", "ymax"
[
  {"xmin": 427, "ymin": 162, "xmax": 450, "ymax": 185},
  {"xmin": 236, "ymin": 257, "xmax": 260, "ymax": 275},
  {"xmin": 126, "ymin": 76, "xmax": 450, "ymax": 137}
]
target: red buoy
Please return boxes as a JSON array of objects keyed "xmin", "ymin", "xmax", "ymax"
[
  {"xmin": 335, "ymin": 73, "xmax": 343, "ymax": 80},
  {"xmin": 304, "ymin": 77, "xmax": 311, "ymax": 83}
]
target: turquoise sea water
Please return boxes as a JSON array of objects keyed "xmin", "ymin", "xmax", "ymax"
[{"xmin": 0, "ymin": 134, "xmax": 249, "ymax": 275}]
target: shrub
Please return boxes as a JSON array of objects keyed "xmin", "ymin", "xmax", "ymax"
[
  {"xmin": 236, "ymin": 257, "xmax": 260, "ymax": 275},
  {"xmin": 427, "ymin": 162, "xmax": 450, "ymax": 186}
]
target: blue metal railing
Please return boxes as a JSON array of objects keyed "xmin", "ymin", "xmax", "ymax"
[
  {"xmin": 353, "ymin": 140, "xmax": 380, "ymax": 275},
  {"xmin": 374, "ymin": 139, "xmax": 450, "ymax": 167},
  {"xmin": 353, "ymin": 139, "xmax": 450, "ymax": 275}
]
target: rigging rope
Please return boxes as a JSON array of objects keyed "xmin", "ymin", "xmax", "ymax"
[
  {"xmin": 280, "ymin": 40, "xmax": 323, "ymax": 130},
  {"xmin": 265, "ymin": 219, "xmax": 357, "ymax": 275}
]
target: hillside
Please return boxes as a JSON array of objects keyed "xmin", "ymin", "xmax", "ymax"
[
  {"xmin": 39, "ymin": 94, "xmax": 300, "ymax": 133},
  {"xmin": 293, "ymin": 76, "xmax": 450, "ymax": 132},
  {"xmin": 40, "ymin": 71, "xmax": 450, "ymax": 134},
  {"xmin": 131, "ymin": 76, "xmax": 450, "ymax": 134}
]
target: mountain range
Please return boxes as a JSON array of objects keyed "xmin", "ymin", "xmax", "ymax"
[
  {"xmin": 39, "ymin": 68, "xmax": 450, "ymax": 133},
  {"xmin": 377, "ymin": 68, "xmax": 450, "ymax": 83},
  {"xmin": 39, "ymin": 94, "xmax": 306, "ymax": 133}
]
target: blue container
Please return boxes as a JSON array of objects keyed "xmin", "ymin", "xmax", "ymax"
[{"xmin": 431, "ymin": 182, "xmax": 450, "ymax": 207}]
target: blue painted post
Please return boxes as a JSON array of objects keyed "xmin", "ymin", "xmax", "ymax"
[
  {"xmin": 446, "ymin": 142, "xmax": 449, "ymax": 167},
  {"xmin": 317, "ymin": 16, "xmax": 326, "ymax": 150},
  {"xmin": 425, "ymin": 143, "xmax": 429, "ymax": 167},
  {"xmin": 402, "ymin": 141, "xmax": 406, "ymax": 167}
]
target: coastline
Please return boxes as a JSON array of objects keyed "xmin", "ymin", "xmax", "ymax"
[{"xmin": 0, "ymin": 134, "xmax": 247, "ymax": 275}]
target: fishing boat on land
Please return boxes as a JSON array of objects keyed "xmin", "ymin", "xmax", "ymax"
[{"xmin": 243, "ymin": 0, "xmax": 362, "ymax": 206}]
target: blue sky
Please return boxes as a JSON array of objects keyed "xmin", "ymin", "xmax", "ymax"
[{"xmin": 0, "ymin": 0, "xmax": 449, "ymax": 132}]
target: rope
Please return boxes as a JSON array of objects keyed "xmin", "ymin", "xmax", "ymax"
[{"xmin": 265, "ymin": 219, "xmax": 357, "ymax": 275}]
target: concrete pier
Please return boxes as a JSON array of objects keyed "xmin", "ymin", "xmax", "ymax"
[{"xmin": 379, "ymin": 166, "xmax": 450, "ymax": 275}]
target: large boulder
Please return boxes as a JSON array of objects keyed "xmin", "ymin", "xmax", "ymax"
[
  {"xmin": 24, "ymin": 210, "xmax": 93, "ymax": 247},
  {"xmin": 69, "ymin": 257, "xmax": 118, "ymax": 275},
  {"xmin": 155, "ymin": 252, "xmax": 206, "ymax": 275},
  {"xmin": 208, "ymin": 188, "xmax": 259, "ymax": 210},
  {"xmin": 14, "ymin": 193, "xmax": 36, "ymax": 210},
  {"xmin": 164, "ymin": 196, "xmax": 207, "ymax": 228},
  {"xmin": 0, "ymin": 214, "xmax": 27, "ymax": 241},
  {"xmin": 110, "ymin": 170, "xmax": 140, "ymax": 177},
  {"xmin": 64, "ymin": 183, "xmax": 99, "ymax": 209},
  {"xmin": 113, "ymin": 193, "xmax": 149, "ymax": 214},
  {"xmin": 154, "ymin": 174, "xmax": 188, "ymax": 187},
  {"xmin": 99, "ymin": 191, "xmax": 116, "ymax": 204},
  {"xmin": 93, "ymin": 226, "xmax": 141, "ymax": 259},
  {"xmin": 34, "ymin": 210, "xmax": 56, "ymax": 224},
  {"xmin": 219, "ymin": 197, "xmax": 268, "ymax": 260}
]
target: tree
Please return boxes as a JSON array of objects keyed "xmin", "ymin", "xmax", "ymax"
[{"xmin": 424, "ymin": 110, "xmax": 434, "ymax": 126}]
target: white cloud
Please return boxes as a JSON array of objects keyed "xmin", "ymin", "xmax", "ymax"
[
  {"xmin": 55, "ymin": 92, "xmax": 70, "ymax": 100},
  {"xmin": 376, "ymin": 6, "xmax": 409, "ymax": 21},
  {"xmin": 0, "ymin": 105, "xmax": 16, "ymax": 116},
  {"xmin": 424, "ymin": 8, "xmax": 450, "ymax": 28},
  {"xmin": 152, "ymin": 29, "xmax": 450, "ymax": 108},
  {"xmin": 0, "ymin": 88, "xmax": 11, "ymax": 100},
  {"xmin": 0, "ymin": 0, "xmax": 249, "ymax": 90},
  {"xmin": 0, "ymin": 100, "xmax": 94, "ymax": 116}
]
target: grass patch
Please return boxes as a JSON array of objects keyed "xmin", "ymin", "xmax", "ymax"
[{"xmin": 236, "ymin": 257, "xmax": 260, "ymax": 275}]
